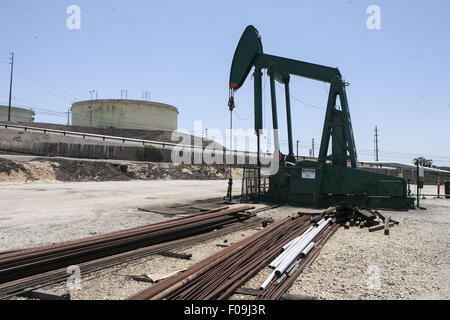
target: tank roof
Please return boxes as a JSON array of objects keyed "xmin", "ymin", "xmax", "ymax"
[
  {"xmin": 71, "ymin": 99, "xmax": 178, "ymax": 113},
  {"xmin": 0, "ymin": 105, "xmax": 35, "ymax": 114}
]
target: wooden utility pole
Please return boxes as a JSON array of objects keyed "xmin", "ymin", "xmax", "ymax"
[
  {"xmin": 8, "ymin": 52, "xmax": 14, "ymax": 121},
  {"xmin": 374, "ymin": 126, "xmax": 379, "ymax": 161}
]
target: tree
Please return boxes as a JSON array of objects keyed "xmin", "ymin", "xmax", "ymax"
[{"xmin": 413, "ymin": 157, "xmax": 433, "ymax": 167}]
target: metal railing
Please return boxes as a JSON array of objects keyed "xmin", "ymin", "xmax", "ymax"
[{"xmin": 0, "ymin": 123, "xmax": 273, "ymax": 162}]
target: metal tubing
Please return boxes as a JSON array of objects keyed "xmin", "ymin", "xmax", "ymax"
[
  {"xmin": 0, "ymin": 206, "xmax": 243, "ymax": 263},
  {"xmin": 164, "ymin": 216, "xmax": 307, "ymax": 300},
  {"xmin": 130, "ymin": 215, "xmax": 294, "ymax": 300},
  {"xmin": 282, "ymin": 226, "xmax": 313, "ymax": 251},
  {"xmin": 266, "ymin": 224, "xmax": 336, "ymax": 300},
  {"xmin": 0, "ymin": 206, "xmax": 254, "ymax": 283},
  {"xmin": 264, "ymin": 223, "xmax": 339, "ymax": 300},
  {"xmin": 272, "ymin": 220, "xmax": 324, "ymax": 269},
  {"xmin": 259, "ymin": 270, "xmax": 276, "ymax": 290},
  {"xmin": 299, "ymin": 242, "xmax": 315, "ymax": 258},
  {"xmin": 270, "ymin": 227, "xmax": 313, "ymax": 268},
  {"xmin": 269, "ymin": 224, "xmax": 313, "ymax": 268},
  {"xmin": 275, "ymin": 219, "xmax": 331, "ymax": 277},
  {"xmin": 0, "ymin": 217, "xmax": 262, "ymax": 298}
]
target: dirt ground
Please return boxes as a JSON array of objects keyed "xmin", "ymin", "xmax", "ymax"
[
  {"xmin": 1, "ymin": 177, "xmax": 448, "ymax": 300},
  {"xmin": 0, "ymin": 179, "xmax": 242, "ymax": 251},
  {"xmin": 0, "ymin": 156, "xmax": 239, "ymax": 185}
]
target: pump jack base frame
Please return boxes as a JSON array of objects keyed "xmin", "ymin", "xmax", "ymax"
[{"xmin": 243, "ymin": 161, "xmax": 414, "ymax": 211}]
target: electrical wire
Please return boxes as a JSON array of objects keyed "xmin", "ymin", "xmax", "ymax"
[
  {"xmin": 15, "ymin": 57, "xmax": 74, "ymax": 99},
  {"xmin": 275, "ymin": 82, "xmax": 324, "ymax": 110},
  {"xmin": 14, "ymin": 67, "xmax": 70, "ymax": 103}
]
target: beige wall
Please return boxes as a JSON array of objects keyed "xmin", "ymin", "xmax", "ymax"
[
  {"xmin": 71, "ymin": 99, "xmax": 178, "ymax": 131},
  {"xmin": 0, "ymin": 106, "xmax": 35, "ymax": 122}
]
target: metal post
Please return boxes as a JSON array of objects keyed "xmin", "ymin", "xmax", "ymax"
[
  {"xmin": 437, "ymin": 176, "xmax": 441, "ymax": 198},
  {"xmin": 416, "ymin": 161, "xmax": 420, "ymax": 208},
  {"xmin": 268, "ymin": 70, "xmax": 279, "ymax": 157},
  {"xmin": 253, "ymin": 67, "xmax": 263, "ymax": 195},
  {"xmin": 284, "ymin": 78, "xmax": 293, "ymax": 156},
  {"xmin": 8, "ymin": 52, "xmax": 14, "ymax": 121},
  {"xmin": 296, "ymin": 140, "xmax": 299, "ymax": 158}
]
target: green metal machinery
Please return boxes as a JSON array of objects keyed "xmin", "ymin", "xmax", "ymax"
[{"xmin": 229, "ymin": 25, "xmax": 413, "ymax": 210}]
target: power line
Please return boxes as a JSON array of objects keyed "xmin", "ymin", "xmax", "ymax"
[
  {"xmin": 14, "ymin": 57, "xmax": 74, "ymax": 99},
  {"xmin": 14, "ymin": 67, "xmax": 70, "ymax": 103},
  {"xmin": 275, "ymin": 82, "xmax": 324, "ymax": 110},
  {"xmin": 234, "ymin": 110, "xmax": 253, "ymax": 120}
]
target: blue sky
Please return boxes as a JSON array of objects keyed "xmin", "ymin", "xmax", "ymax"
[{"xmin": 0, "ymin": 0, "xmax": 449, "ymax": 165}]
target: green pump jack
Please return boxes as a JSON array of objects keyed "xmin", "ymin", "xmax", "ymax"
[{"xmin": 229, "ymin": 26, "xmax": 414, "ymax": 210}]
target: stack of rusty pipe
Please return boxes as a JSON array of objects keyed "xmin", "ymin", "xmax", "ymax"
[
  {"xmin": 257, "ymin": 222, "xmax": 339, "ymax": 300},
  {"xmin": 130, "ymin": 213, "xmax": 324, "ymax": 300},
  {"xmin": 0, "ymin": 206, "xmax": 253, "ymax": 285}
]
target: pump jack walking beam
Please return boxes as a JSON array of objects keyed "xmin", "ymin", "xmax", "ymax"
[
  {"xmin": 228, "ymin": 25, "xmax": 413, "ymax": 210},
  {"xmin": 229, "ymin": 25, "xmax": 357, "ymax": 168}
]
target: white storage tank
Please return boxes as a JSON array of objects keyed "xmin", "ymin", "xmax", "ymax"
[
  {"xmin": 71, "ymin": 99, "xmax": 178, "ymax": 131},
  {"xmin": 0, "ymin": 105, "xmax": 35, "ymax": 122}
]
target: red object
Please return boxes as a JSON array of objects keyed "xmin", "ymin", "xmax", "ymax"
[{"xmin": 229, "ymin": 82, "xmax": 239, "ymax": 89}]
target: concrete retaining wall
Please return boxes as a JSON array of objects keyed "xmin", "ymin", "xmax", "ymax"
[
  {"xmin": 2, "ymin": 139, "xmax": 449, "ymax": 183},
  {"xmin": 0, "ymin": 140, "xmax": 258, "ymax": 166},
  {"xmin": 0, "ymin": 140, "xmax": 172, "ymax": 162}
]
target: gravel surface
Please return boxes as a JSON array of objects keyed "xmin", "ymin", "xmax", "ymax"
[
  {"xmin": 0, "ymin": 180, "xmax": 242, "ymax": 251},
  {"xmin": 3, "ymin": 184, "xmax": 448, "ymax": 300}
]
